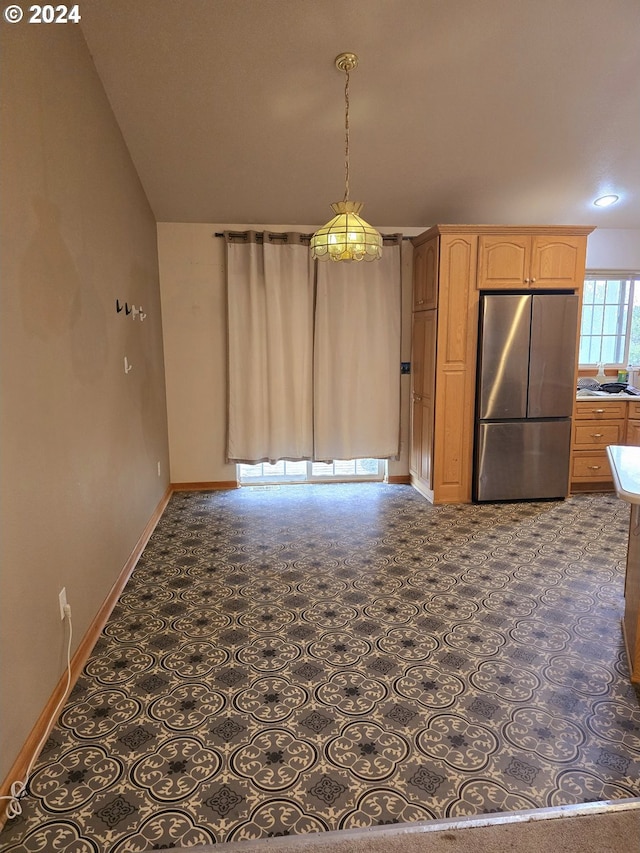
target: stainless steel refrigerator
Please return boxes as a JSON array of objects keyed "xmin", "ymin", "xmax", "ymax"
[{"xmin": 474, "ymin": 293, "xmax": 578, "ymax": 502}]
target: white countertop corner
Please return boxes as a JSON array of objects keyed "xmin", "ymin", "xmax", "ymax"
[{"xmin": 606, "ymin": 445, "xmax": 640, "ymax": 504}]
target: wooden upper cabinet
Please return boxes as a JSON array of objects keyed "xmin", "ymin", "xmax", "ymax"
[
  {"xmin": 413, "ymin": 237, "xmax": 438, "ymax": 310},
  {"xmin": 477, "ymin": 233, "xmax": 585, "ymax": 290},
  {"xmin": 477, "ymin": 236, "xmax": 530, "ymax": 289},
  {"xmin": 530, "ymin": 236, "xmax": 584, "ymax": 289}
]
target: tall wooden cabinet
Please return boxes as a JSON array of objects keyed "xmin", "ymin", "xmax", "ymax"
[{"xmin": 410, "ymin": 225, "xmax": 593, "ymax": 504}]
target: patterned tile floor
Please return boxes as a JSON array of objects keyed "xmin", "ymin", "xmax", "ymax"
[{"xmin": 2, "ymin": 484, "xmax": 640, "ymax": 851}]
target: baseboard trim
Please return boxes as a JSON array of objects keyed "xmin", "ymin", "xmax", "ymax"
[
  {"xmin": 387, "ymin": 475, "xmax": 411, "ymax": 485},
  {"xmin": 171, "ymin": 480, "xmax": 239, "ymax": 491},
  {"xmin": 0, "ymin": 486, "xmax": 172, "ymax": 824}
]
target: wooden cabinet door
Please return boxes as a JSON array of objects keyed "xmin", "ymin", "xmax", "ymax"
[
  {"xmin": 477, "ymin": 236, "xmax": 530, "ymax": 289},
  {"xmin": 421, "ymin": 310, "xmax": 437, "ymax": 404},
  {"xmin": 413, "ymin": 238, "xmax": 438, "ymax": 310},
  {"xmin": 530, "ymin": 236, "xmax": 583, "ymax": 289},
  {"xmin": 433, "ymin": 235, "xmax": 478, "ymax": 503},
  {"xmin": 478, "ymin": 234, "xmax": 584, "ymax": 291},
  {"xmin": 410, "ymin": 310, "xmax": 436, "ymax": 490},
  {"xmin": 411, "ymin": 311, "xmax": 426, "ymax": 397},
  {"xmin": 627, "ymin": 420, "xmax": 640, "ymax": 446},
  {"xmin": 410, "ymin": 396, "xmax": 422, "ymax": 478},
  {"xmin": 418, "ymin": 397, "xmax": 434, "ymax": 489},
  {"xmin": 419, "ymin": 312, "xmax": 437, "ymax": 489},
  {"xmin": 410, "ymin": 311, "xmax": 425, "ymax": 479},
  {"xmin": 413, "ymin": 242, "xmax": 427, "ymax": 310},
  {"xmin": 625, "ymin": 505, "xmax": 640, "ymax": 682}
]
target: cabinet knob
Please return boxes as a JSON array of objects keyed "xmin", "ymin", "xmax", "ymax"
[
  {"xmin": 524, "ymin": 278, "xmax": 530, "ymax": 284},
  {"xmin": 530, "ymin": 277, "xmax": 536, "ymax": 283},
  {"xmin": 594, "ymin": 409, "xmax": 605, "ymax": 413},
  {"xmin": 591, "ymin": 433, "xmax": 604, "ymax": 438},
  {"xmin": 418, "ymin": 299, "xmax": 424, "ymax": 304},
  {"xmin": 588, "ymin": 465, "xmax": 602, "ymax": 470}
]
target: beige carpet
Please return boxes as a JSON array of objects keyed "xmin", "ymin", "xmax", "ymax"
[{"xmin": 181, "ymin": 801, "xmax": 640, "ymax": 852}]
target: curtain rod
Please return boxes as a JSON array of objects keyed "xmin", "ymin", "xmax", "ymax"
[{"xmin": 213, "ymin": 232, "xmax": 413, "ymax": 240}]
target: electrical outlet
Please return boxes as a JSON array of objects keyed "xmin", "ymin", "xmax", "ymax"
[{"xmin": 58, "ymin": 587, "xmax": 68, "ymax": 621}]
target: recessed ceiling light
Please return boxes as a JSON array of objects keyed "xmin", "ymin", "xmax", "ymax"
[{"xmin": 593, "ymin": 194, "xmax": 620, "ymax": 207}]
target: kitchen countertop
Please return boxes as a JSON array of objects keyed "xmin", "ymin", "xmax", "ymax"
[
  {"xmin": 607, "ymin": 445, "xmax": 640, "ymax": 504},
  {"xmin": 576, "ymin": 391, "xmax": 638, "ymax": 400}
]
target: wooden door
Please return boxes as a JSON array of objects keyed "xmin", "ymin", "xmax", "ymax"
[
  {"xmin": 410, "ymin": 396, "xmax": 422, "ymax": 478},
  {"xmin": 413, "ymin": 238, "xmax": 439, "ymax": 310},
  {"xmin": 530, "ymin": 236, "xmax": 583, "ymax": 289},
  {"xmin": 627, "ymin": 419, "xmax": 640, "ymax": 446},
  {"xmin": 412, "ymin": 242, "xmax": 427, "ymax": 311},
  {"xmin": 477, "ymin": 235, "xmax": 530, "ymax": 289},
  {"xmin": 410, "ymin": 310, "xmax": 436, "ymax": 489},
  {"xmin": 433, "ymin": 235, "xmax": 479, "ymax": 502},
  {"xmin": 410, "ymin": 311, "xmax": 426, "ymax": 479}
]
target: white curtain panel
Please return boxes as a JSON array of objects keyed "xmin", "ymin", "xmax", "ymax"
[
  {"xmin": 314, "ymin": 240, "xmax": 402, "ymax": 461},
  {"xmin": 226, "ymin": 233, "xmax": 315, "ymax": 463}
]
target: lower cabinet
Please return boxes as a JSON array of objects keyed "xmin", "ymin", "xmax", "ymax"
[
  {"xmin": 625, "ymin": 503, "xmax": 640, "ymax": 683},
  {"xmin": 627, "ymin": 402, "xmax": 640, "ymax": 444},
  {"xmin": 571, "ymin": 400, "xmax": 640, "ymax": 492}
]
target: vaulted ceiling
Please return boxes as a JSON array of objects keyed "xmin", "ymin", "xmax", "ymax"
[{"xmin": 80, "ymin": 0, "xmax": 640, "ymax": 229}]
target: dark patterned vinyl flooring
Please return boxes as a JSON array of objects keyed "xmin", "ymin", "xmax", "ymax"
[{"xmin": 2, "ymin": 484, "xmax": 640, "ymax": 851}]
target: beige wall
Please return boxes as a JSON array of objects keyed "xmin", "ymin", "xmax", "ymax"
[
  {"xmin": 0, "ymin": 25, "xmax": 170, "ymax": 781},
  {"xmin": 158, "ymin": 224, "xmax": 423, "ymax": 484},
  {"xmin": 586, "ymin": 229, "xmax": 640, "ymax": 270}
]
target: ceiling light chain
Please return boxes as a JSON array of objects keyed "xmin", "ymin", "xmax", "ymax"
[
  {"xmin": 343, "ymin": 62, "xmax": 350, "ymax": 203},
  {"xmin": 310, "ymin": 52, "xmax": 383, "ymax": 262}
]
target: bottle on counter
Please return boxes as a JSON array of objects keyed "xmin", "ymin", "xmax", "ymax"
[
  {"xmin": 595, "ymin": 362, "xmax": 607, "ymax": 385},
  {"xmin": 618, "ymin": 365, "xmax": 629, "ymax": 383}
]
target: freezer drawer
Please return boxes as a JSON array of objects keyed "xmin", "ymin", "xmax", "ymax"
[{"xmin": 475, "ymin": 419, "xmax": 572, "ymax": 501}]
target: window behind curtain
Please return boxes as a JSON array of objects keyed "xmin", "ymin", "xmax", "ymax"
[{"xmin": 579, "ymin": 274, "xmax": 640, "ymax": 366}]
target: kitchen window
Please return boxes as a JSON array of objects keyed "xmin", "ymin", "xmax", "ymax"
[
  {"xmin": 237, "ymin": 458, "xmax": 385, "ymax": 485},
  {"xmin": 579, "ymin": 273, "xmax": 640, "ymax": 366}
]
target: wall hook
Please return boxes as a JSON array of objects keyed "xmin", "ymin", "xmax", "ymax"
[
  {"xmin": 116, "ymin": 298, "xmax": 124, "ymax": 313},
  {"xmin": 125, "ymin": 302, "xmax": 132, "ymax": 315},
  {"xmin": 124, "ymin": 356, "xmax": 133, "ymax": 374}
]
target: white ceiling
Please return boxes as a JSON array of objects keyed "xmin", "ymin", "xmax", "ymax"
[{"xmin": 80, "ymin": 0, "xmax": 640, "ymax": 229}]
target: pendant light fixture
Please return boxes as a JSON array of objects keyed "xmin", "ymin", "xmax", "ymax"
[{"xmin": 310, "ymin": 53, "xmax": 383, "ymax": 262}]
